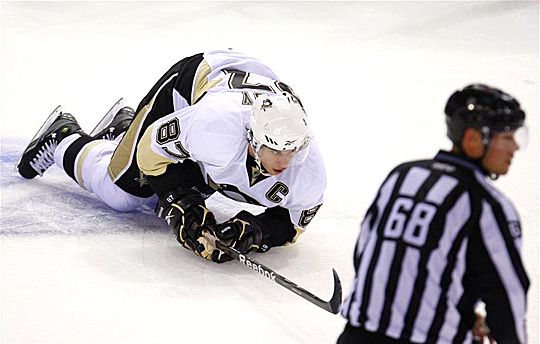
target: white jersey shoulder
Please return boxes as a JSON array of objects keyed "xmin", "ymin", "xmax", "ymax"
[{"xmin": 181, "ymin": 92, "xmax": 247, "ymax": 167}]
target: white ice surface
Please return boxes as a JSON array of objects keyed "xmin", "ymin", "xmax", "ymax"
[{"xmin": 1, "ymin": 2, "xmax": 538, "ymax": 344}]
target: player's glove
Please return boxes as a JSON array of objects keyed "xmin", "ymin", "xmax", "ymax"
[
  {"xmin": 215, "ymin": 210, "xmax": 271, "ymax": 254},
  {"xmin": 155, "ymin": 190, "xmax": 225, "ymax": 262}
]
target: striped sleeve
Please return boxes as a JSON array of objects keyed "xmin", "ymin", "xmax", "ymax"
[{"xmin": 472, "ymin": 200, "xmax": 529, "ymax": 343}]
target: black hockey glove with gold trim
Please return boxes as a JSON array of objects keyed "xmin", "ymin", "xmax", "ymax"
[
  {"xmin": 215, "ymin": 210, "xmax": 271, "ymax": 254},
  {"xmin": 155, "ymin": 190, "xmax": 225, "ymax": 262}
]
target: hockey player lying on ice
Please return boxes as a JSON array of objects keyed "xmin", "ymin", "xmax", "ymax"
[{"xmin": 17, "ymin": 49, "xmax": 326, "ymax": 263}]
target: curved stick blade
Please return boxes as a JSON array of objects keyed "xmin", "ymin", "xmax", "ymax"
[
  {"xmin": 328, "ymin": 269, "xmax": 342, "ymax": 314},
  {"xmin": 275, "ymin": 268, "xmax": 342, "ymax": 314}
]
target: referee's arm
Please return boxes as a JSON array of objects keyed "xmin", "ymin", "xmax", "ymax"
[{"xmin": 469, "ymin": 201, "xmax": 529, "ymax": 344}]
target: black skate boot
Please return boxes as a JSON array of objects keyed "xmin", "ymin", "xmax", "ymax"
[
  {"xmin": 17, "ymin": 106, "xmax": 83, "ymax": 179},
  {"xmin": 90, "ymin": 98, "xmax": 134, "ymax": 140}
]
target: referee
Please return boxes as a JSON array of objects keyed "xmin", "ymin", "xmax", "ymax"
[{"xmin": 339, "ymin": 84, "xmax": 529, "ymax": 344}]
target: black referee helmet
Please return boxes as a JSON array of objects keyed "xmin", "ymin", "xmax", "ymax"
[{"xmin": 445, "ymin": 84, "xmax": 526, "ymax": 146}]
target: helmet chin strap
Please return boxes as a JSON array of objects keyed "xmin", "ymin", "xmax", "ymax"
[
  {"xmin": 480, "ymin": 126, "xmax": 491, "ymax": 147},
  {"xmin": 488, "ymin": 172, "xmax": 499, "ymax": 181},
  {"xmin": 479, "ymin": 126, "xmax": 500, "ymax": 180}
]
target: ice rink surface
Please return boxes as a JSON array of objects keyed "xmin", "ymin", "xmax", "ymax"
[{"xmin": 1, "ymin": 2, "xmax": 538, "ymax": 343}]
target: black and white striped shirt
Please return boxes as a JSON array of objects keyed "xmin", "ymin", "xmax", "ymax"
[{"xmin": 341, "ymin": 151, "xmax": 529, "ymax": 344}]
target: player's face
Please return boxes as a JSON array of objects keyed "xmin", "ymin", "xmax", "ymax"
[
  {"xmin": 258, "ymin": 146, "xmax": 297, "ymax": 175},
  {"xmin": 482, "ymin": 131, "xmax": 520, "ymax": 176}
]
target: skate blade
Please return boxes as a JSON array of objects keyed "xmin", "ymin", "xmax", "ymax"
[
  {"xmin": 15, "ymin": 105, "xmax": 64, "ymax": 172},
  {"xmin": 89, "ymin": 98, "xmax": 125, "ymax": 136},
  {"xmin": 23, "ymin": 105, "xmax": 64, "ymax": 153}
]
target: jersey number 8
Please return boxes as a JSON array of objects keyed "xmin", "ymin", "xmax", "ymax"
[{"xmin": 156, "ymin": 118, "xmax": 190, "ymax": 159}]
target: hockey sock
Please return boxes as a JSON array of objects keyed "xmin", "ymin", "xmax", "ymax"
[{"xmin": 61, "ymin": 134, "xmax": 97, "ymax": 183}]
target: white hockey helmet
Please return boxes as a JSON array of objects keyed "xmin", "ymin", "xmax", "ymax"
[
  {"xmin": 248, "ymin": 93, "xmax": 311, "ymax": 173},
  {"xmin": 249, "ymin": 93, "xmax": 310, "ymax": 151}
]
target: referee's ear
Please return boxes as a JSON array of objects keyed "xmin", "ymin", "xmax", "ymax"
[{"xmin": 461, "ymin": 128, "xmax": 485, "ymax": 159}]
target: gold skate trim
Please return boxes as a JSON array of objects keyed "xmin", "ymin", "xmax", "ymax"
[
  {"xmin": 192, "ymin": 60, "xmax": 221, "ymax": 104},
  {"xmin": 75, "ymin": 140, "xmax": 107, "ymax": 189},
  {"xmin": 137, "ymin": 123, "xmax": 176, "ymax": 176}
]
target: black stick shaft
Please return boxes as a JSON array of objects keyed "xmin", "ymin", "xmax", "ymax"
[{"xmin": 212, "ymin": 239, "xmax": 342, "ymax": 314}]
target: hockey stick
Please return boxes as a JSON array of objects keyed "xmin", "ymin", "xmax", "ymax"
[{"xmin": 204, "ymin": 231, "xmax": 342, "ymax": 314}]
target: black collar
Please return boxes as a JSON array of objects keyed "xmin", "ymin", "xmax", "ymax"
[{"xmin": 435, "ymin": 150, "xmax": 489, "ymax": 176}]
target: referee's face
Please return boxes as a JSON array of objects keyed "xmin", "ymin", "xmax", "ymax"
[{"xmin": 482, "ymin": 131, "xmax": 520, "ymax": 176}]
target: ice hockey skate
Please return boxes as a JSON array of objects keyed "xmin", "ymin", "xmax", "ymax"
[
  {"xmin": 90, "ymin": 98, "xmax": 134, "ymax": 140},
  {"xmin": 17, "ymin": 106, "xmax": 83, "ymax": 179}
]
